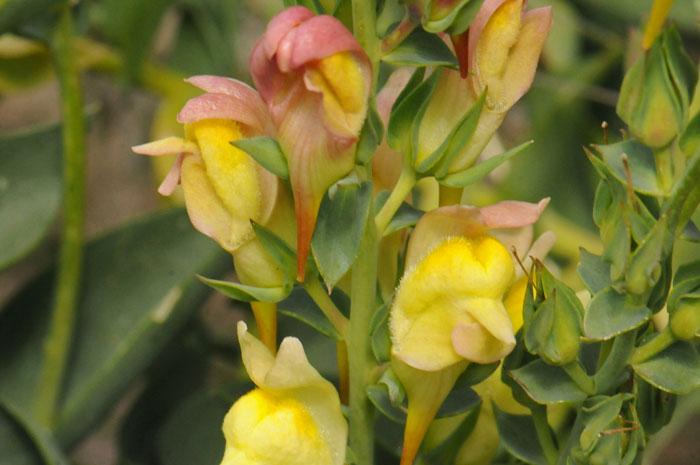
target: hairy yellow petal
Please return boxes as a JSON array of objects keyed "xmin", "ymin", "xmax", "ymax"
[
  {"xmin": 305, "ymin": 51, "xmax": 368, "ymax": 135},
  {"xmin": 187, "ymin": 119, "xmax": 261, "ymax": 225},
  {"xmin": 391, "ymin": 236, "xmax": 514, "ymax": 370},
  {"xmin": 180, "ymin": 154, "xmax": 253, "ymax": 251},
  {"xmin": 221, "ymin": 389, "xmax": 333, "ymax": 465},
  {"xmin": 475, "ymin": 0, "xmax": 523, "ymax": 110}
]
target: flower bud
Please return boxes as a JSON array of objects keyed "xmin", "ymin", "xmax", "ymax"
[
  {"xmin": 414, "ymin": 0, "xmax": 552, "ymax": 174},
  {"xmin": 220, "ymin": 322, "xmax": 347, "ymax": 465},
  {"xmin": 468, "ymin": 0, "xmax": 552, "ymax": 113},
  {"xmin": 523, "ymin": 262, "xmax": 583, "ymax": 365},
  {"xmin": 617, "ymin": 26, "xmax": 696, "ymax": 148},
  {"xmin": 670, "ymin": 299, "xmax": 700, "ymax": 340},
  {"xmin": 250, "ymin": 6, "xmax": 371, "ymax": 280}
]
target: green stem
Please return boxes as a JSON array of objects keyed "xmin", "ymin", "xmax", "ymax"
[
  {"xmin": 302, "ymin": 279, "xmax": 349, "ymax": 339},
  {"xmin": 631, "ymin": 326, "xmax": 676, "ymax": 364},
  {"xmin": 563, "ymin": 361, "xmax": 595, "ymax": 395},
  {"xmin": 348, "ymin": 210, "xmax": 379, "ymax": 465},
  {"xmin": 375, "ymin": 167, "xmax": 416, "ymax": 234},
  {"xmin": 531, "ymin": 404, "xmax": 558, "ymax": 465},
  {"xmin": 595, "ymin": 331, "xmax": 636, "ymax": 394},
  {"xmin": 35, "ymin": 4, "xmax": 85, "ymax": 427},
  {"xmin": 352, "ymin": 0, "xmax": 379, "ymax": 84}
]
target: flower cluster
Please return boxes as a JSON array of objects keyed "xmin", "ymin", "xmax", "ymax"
[{"xmin": 133, "ymin": 2, "xmax": 554, "ymax": 464}]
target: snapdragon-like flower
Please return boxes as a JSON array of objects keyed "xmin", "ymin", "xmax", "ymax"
[
  {"xmin": 250, "ymin": 6, "xmax": 372, "ymax": 280},
  {"xmin": 390, "ymin": 199, "xmax": 550, "ymax": 465},
  {"xmin": 132, "ymin": 76, "xmax": 295, "ymax": 351},
  {"xmin": 417, "ymin": 0, "xmax": 552, "ymax": 174},
  {"xmin": 219, "ymin": 322, "xmax": 347, "ymax": 465}
]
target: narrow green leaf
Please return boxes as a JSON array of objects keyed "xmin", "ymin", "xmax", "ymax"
[
  {"xmin": 437, "ymin": 384, "xmax": 479, "ymax": 418},
  {"xmin": 453, "ymin": 361, "xmax": 500, "ymax": 388},
  {"xmin": 438, "ymin": 140, "xmax": 533, "ymax": 187},
  {"xmin": 579, "ymin": 394, "xmax": 624, "ymax": 454},
  {"xmin": 232, "ymin": 137, "xmax": 289, "ymax": 180},
  {"xmin": 493, "ymin": 404, "xmax": 547, "ymax": 465},
  {"xmin": 311, "ymin": 181, "xmax": 372, "ymax": 289},
  {"xmin": 387, "ymin": 70, "xmax": 438, "ymax": 155},
  {"xmin": 0, "ymin": 124, "xmax": 62, "ymax": 270},
  {"xmin": 0, "ymin": 208, "xmax": 229, "ymax": 446},
  {"xmin": 382, "ymin": 28, "xmax": 458, "ymax": 68},
  {"xmin": 252, "ymin": 222, "xmax": 297, "ymax": 284},
  {"xmin": 367, "ymin": 384, "xmax": 406, "ymax": 423},
  {"xmin": 0, "ymin": 402, "xmax": 42, "ymax": 465},
  {"xmin": 197, "ymin": 276, "xmax": 289, "ymax": 303},
  {"xmin": 592, "ymin": 140, "xmax": 663, "ymax": 196},
  {"xmin": 509, "ymin": 360, "xmax": 588, "ymax": 404},
  {"xmin": 680, "ymin": 111, "xmax": 700, "ymax": 156},
  {"xmin": 584, "ymin": 287, "xmax": 650, "ymax": 340},
  {"xmin": 445, "ymin": 0, "xmax": 485, "ymax": 35},
  {"xmin": 632, "ymin": 341, "xmax": 700, "ymax": 394},
  {"xmin": 432, "ymin": 91, "xmax": 487, "ymax": 178},
  {"xmin": 0, "ymin": 398, "xmax": 70, "ymax": 465},
  {"xmin": 356, "ymin": 100, "xmax": 384, "ymax": 165},
  {"xmin": 377, "ymin": 368, "xmax": 406, "ymax": 407},
  {"xmin": 277, "ymin": 287, "xmax": 350, "ymax": 339},
  {"xmin": 370, "ymin": 300, "xmax": 392, "ymax": 363}
]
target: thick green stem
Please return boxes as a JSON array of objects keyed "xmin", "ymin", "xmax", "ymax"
[
  {"xmin": 352, "ymin": 0, "xmax": 379, "ymax": 83},
  {"xmin": 375, "ymin": 167, "xmax": 416, "ymax": 234},
  {"xmin": 35, "ymin": 4, "xmax": 85, "ymax": 427},
  {"xmin": 348, "ymin": 213, "xmax": 379, "ymax": 465},
  {"xmin": 531, "ymin": 404, "xmax": 558, "ymax": 465},
  {"xmin": 631, "ymin": 326, "xmax": 676, "ymax": 364},
  {"xmin": 303, "ymin": 279, "xmax": 349, "ymax": 339}
]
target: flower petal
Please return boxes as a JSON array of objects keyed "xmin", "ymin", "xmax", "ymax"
[
  {"xmin": 479, "ymin": 198, "xmax": 550, "ymax": 229},
  {"xmin": 451, "ymin": 320, "xmax": 515, "ymax": 364},
  {"xmin": 237, "ymin": 321, "xmax": 348, "ymax": 465},
  {"xmin": 157, "ymin": 153, "xmax": 184, "ymax": 196},
  {"xmin": 261, "ymin": 6, "xmax": 316, "ymax": 60},
  {"xmin": 500, "ymin": 6, "xmax": 553, "ymax": 107},
  {"xmin": 131, "ymin": 136, "xmax": 198, "ymax": 156},
  {"xmin": 467, "ymin": 0, "xmax": 510, "ymax": 72},
  {"xmin": 179, "ymin": 153, "xmax": 253, "ymax": 251},
  {"xmin": 178, "ymin": 93, "xmax": 273, "ymax": 136}
]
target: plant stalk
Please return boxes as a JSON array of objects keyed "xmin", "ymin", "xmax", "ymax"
[
  {"xmin": 375, "ymin": 167, "xmax": 416, "ymax": 234},
  {"xmin": 531, "ymin": 404, "xmax": 558, "ymax": 465},
  {"xmin": 35, "ymin": 4, "xmax": 86, "ymax": 427},
  {"xmin": 631, "ymin": 326, "xmax": 676, "ymax": 364},
  {"xmin": 348, "ymin": 212, "xmax": 379, "ymax": 465}
]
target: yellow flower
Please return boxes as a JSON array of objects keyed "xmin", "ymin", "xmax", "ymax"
[
  {"xmin": 389, "ymin": 200, "xmax": 550, "ymax": 465},
  {"xmin": 132, "ymin": 76, "xmax": 296, "ymax": 352},
  {"xmin": 220, "ymin": 322, "xmax": 347, "ymax": 465},
  {"xmin": 391, "ymin": 235, "xmax": 516, "ymax": 370}
]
